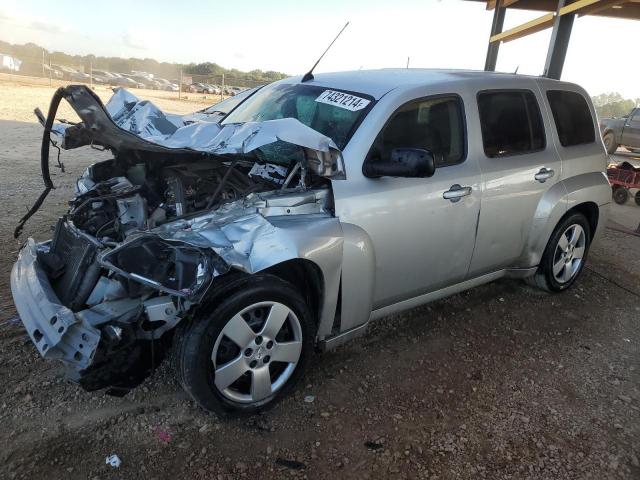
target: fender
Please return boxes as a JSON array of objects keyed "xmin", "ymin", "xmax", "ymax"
[
  {"xmin": 339, "ymin": 223, "xmax": 376, "ymax": 331},
  {"xmin": 319, "ymin": 222, "xmax": 376, "ymax": 350},
  {"xmin": 519, "ymin": 171, "xmax": 610, "ymax": 267}
]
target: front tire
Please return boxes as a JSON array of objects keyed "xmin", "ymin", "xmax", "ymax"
[
  {"xmin": 174, "ymin": 274, "xmax": 314, "ymax": 415},
  {"xmin": 526, "ymin": 213, "xmax": 591, "ymax": 292}
]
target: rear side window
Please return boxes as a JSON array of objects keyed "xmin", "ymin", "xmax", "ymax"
[
  {"xmin": 478, "ymin": 90, "xmax": 545, "ymax": 157},
  {"xmin": 546, "ymin": 90, "xmax": 595, "ymax": 147}
]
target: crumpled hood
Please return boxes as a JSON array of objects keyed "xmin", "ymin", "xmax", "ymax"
[{"xmin": 53, "ymin": 85, "xmax": 345, "ymax": 179}]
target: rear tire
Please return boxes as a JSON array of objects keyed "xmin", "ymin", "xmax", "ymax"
[
  {"xmin": 526, "ymin": 213, "xmax": 591, "ymax": 293},
  {"xmin": 603, "ymin": 131, "xmax": 617, "ymax": 154},
  {"xmin": 635, "ymin": 191, "xmax": 640, "ymax": 207},
  {"xmin": 173, "ymin": 274, "xmax": 313, "ymax": 416},
  {"xmin": 613, "ymin": 186, "xmax": 629, "ymax": 204}
]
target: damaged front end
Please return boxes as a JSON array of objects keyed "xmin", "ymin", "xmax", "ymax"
[{"xmin": 11, "ymin": 85, "xmax": 344, "ymax": 394}]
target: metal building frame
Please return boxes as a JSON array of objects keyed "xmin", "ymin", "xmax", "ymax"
[{"xmin": 470, "ymin": 0, "xmax": 640, "ymax": 79}]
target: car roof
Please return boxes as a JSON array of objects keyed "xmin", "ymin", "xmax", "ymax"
[{"xmin": 286, "ymin": 68, "xmax": 572, "ymax": 100}]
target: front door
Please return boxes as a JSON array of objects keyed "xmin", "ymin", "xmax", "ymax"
[{"xmin": 339, "ymin": 94, "xmax": 481, "ymax": 309}]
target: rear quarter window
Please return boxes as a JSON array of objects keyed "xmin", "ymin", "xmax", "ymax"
[{"xmin": 546, "ymin": 90, "xmax": 595, "ymax": 147}]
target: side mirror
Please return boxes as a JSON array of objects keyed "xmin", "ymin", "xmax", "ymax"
[{"xmin": 363, "ymin": 148, "xmax": 436, "ymax": 178}]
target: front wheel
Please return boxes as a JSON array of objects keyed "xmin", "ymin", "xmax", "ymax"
[
  {"xmin": 526, "ymin": 213, "xmax": 591, "ymax": 292},
  {"xmin": 173, "ymin": 274, "xmax": 313, "ymax": 415}
]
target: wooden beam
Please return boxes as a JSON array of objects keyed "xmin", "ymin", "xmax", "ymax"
[
  {"xmin": 576, "ymin": 0, "xmax": 629, "ymax": 16},
  {"xmin": 559, "ymin": 0, "xmax": 603, "ymax": 15},
  {"xmin": 558, "ymin": 0, "xmax": 630, "ymax": 16},
  {"xmin": 486, "ymin": 0, "xmax": 520, "ymax": 10},
  {"xmin": 490, "ymin": 12, "xmax": 555, "ymax": 42}
]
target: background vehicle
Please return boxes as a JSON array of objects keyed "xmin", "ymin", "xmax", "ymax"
[
  {"xmin": 155, "ymin": 78, "xmax": 179, "ymax": 92},
  {"xmin": 122, "ymin": 73, "xmax": 160, "ymax": 89},
  {"xmin": 600, "ymin": 107, "xmax": 640, "ymax": 154},
  {"xmin": 11, "ymin": 70, "xmax": 610, "ymax": 416},
  {"xmin": 110, "ymin": 73, "xmax": 142, "ymax": 88},
  {"xmin": 51, "ymin": 64, "xmax": 86, "ymax": 82},
  {"xmin": 184, "ymin": 85, "xmax": 262, "ymax": 123},
  {"xmin": 91, "ymin": 69, "xmax": 122, "ymax": 86},
  {"xmin": 189, "ymin": 82, "xmax": 215, "ymax": 94},
  {"xmin": 205, "ymin": 83, "xmax": 221, "ymax": 95}
]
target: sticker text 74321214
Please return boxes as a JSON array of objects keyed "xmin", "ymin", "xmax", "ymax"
[{"xmin": 315, "ymin": 90, "xmax": 371, "ymax": 112}]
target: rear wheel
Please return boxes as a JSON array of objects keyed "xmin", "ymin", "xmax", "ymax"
[
  {"xmin": 526, "ymin": 213, "xmax": 591, "ymax": 292},
  {"xmin": 635, "ymin": 191, "xmax": 640, "ymax": 206},
  {"xmin": 173, "ymin": 274, "xmax": 313, "ymax": 415},
  {"xmin": 603, "ymin": 131, "xmax": 617, "ymax": 154},
  {"xmin": 613, "ymin": 186, "xmax": 629, "ymax": 204}
]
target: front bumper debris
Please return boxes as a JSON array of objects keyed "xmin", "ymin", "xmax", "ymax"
[{"xmin": 10, "ymin": 238, "xmax": 101, "ymax": 372}]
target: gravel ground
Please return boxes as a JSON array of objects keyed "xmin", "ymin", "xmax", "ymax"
[{"xmin": 0, "ymin": 83, "xmax": 639, "ymax": 480}]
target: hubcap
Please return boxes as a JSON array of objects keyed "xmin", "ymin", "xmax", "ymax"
[
  {"xmin": 211, "ymin": 301, "xmax": 302, "ymax": 404},
  {"xmin": 552, "ymin": 224, "xmax": 586, "ymax": 284}
]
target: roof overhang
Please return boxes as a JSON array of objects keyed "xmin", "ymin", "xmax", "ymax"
[{"xmin": 468, "ymin": 0, "xmax": 640, "ymax": 28}]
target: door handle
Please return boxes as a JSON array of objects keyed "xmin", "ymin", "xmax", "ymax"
[
  {"xmin": 443, "ymin": 184, "xmax": 472, "ymax": 203},
  {"xmin": 534, "ymin": 167, "xmax": 555, "ymax": 183}
]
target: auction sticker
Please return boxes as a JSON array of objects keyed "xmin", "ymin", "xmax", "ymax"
[{"xmin": 315, "ymin": 90, "xmax": 371, "ymax": 112}]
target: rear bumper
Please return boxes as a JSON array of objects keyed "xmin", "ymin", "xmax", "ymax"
[{"xmin": 10, "ymin": 238, "xmax": 101, "ymax": 374}]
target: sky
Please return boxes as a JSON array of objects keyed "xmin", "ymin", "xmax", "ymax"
[{"xmin": 0, "ymin": 0, "xmax": 638, "ymax": 99}]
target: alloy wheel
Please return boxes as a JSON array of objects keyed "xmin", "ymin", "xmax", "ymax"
[
  {"xmin": 552, "ymin": 224, "xmax": 586, "ymax": 284},
  {"xmin": 211, "ymin": 301, "xmax": 303, "ymax": 404}
]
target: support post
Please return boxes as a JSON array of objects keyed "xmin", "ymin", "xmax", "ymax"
[
  {"xmin": 89, "ymin": 61, "xmax": 93, "ymax": 89},
  {"xmin": 543, "ymin": 0, "xmax": 574, "ymax": 79},
  {"xmin": 221, "ymin": 73, "xmax": 225, "ymax": 100},
  {"xmin": 42, "ymin": 49, "xmax": 45, "ymax": 78},
  {"xmin": 49, "ymin": 58, "xmax": 52, "ymax": 87},
  {"xmin": 179, "ymin": 69, "xmax": 182, "ymax": 99},
  {"xmin": 485, "ymin": 0, "xmax": 506, "ymax": 71}
]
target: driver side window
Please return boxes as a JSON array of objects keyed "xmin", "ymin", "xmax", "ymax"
[{"xmin": 368, "ymin": 95, "xmax": 466, "ymax": 168}]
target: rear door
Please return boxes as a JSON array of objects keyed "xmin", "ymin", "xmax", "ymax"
[
  {"xmin": 621, "ymin": 109, "xmax": 640, "ymax": 148},
  {"xmin": 468, "ymin": 85, "xmax": 561, "ymax": 276}
]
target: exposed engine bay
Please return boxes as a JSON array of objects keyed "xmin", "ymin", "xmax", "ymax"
[
  {"xmin": 69, "ymin": 153, "xmax": 309, "ymax": 242},
  {"xmin": 11, "ymin": 85, "xmax": 343, "ymax": 394}
]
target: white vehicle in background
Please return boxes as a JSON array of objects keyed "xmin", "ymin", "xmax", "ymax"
[{"xmin": 0, "ymin": 53, "xmax": 22, "ymax": 72}]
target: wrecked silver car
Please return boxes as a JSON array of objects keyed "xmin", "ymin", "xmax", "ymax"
[{"xmin": 11, "ymin": 70, "xmax": 610, "ymax": 414}]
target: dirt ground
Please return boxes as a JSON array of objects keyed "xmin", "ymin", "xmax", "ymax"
[{"xmin": 0, "ymin": 82, "xmax": 639, "ymax": 480}]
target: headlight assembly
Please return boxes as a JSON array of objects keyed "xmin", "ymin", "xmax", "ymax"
[{"xmin": 101, "ymin": 236, "xmax": 224, "ymax": 297}]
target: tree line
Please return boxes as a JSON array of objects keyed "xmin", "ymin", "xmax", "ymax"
[
  {"xmin": 0, "ymin": 40, "xmax": 289, "ymax": 83},
  {"xmin": 592, "ymin": 92, "xmax": 640, "ymax": 119}
]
